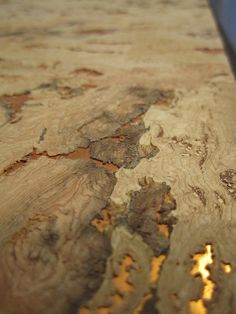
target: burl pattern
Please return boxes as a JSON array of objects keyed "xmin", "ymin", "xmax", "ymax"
[{"xmin": 0, "ymin": 0, "xmax": 235, "ymax": 314}]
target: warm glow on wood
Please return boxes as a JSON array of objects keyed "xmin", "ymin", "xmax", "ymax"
[
  {"xmin": 133, "ymin": 293, "xmax": 152, "ymax": 314},
  {"xmin": 222, "ymin": 263, "xmax": 232, "ymax": 273},
  {"xmin": 189, "ymin": 299, "xmax": 207, "ymax": 314},
  {"xmin": 158, "ymin": 224, "xmax": 169, "ymax": 238},
  {"xmin": 97, "ymin": 307, "xmax": 110, "ymax": 314},
  {"xmin": 111, "ymin": 294, "xmax": 123, "ymax": 306},
  {"xmin": 190, "ymin": 244, "xmax": 215, "ymax": 314},
  {"xmin": 78, "ymin": 307, "xmax": 90, "ymax": 314},
  {"xmin": 150, "ymin": 255, "xmax": 166, "ymax": 283},
  {"xmin": 91, "ymin": 208, "xmax": 111, "ymax": 232},
  {"xmin": 112, "ymin": 255, "xmax": 134, "ymax": 293},
  {"xmin": 191, "ymin": 244, "xmax": 214, "ymax": 300}
]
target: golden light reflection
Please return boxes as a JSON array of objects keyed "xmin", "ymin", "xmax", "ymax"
[
  {"xmin": 112, "ymin": 255, "xmax": 134, "ymax": 293},
  {"xmin": 97, "ymin": 307, "xmax": 110, "ymax": 314},
  {"xmin": 189, "ymin": 244, "xmax": 215, "ymax": 314},
  {"xmin": 158, "ymin": 224, "xmax": 169, "ymax": 238},
  {"xmin": 91, "ymin": 208, "xmax": 111, "ymax": 232},
  {"xmin": 111, "ymin": 294, "xmax": 123, "ymax": 306},
  {"xmin": 222, "ymin": 263, "xmax": 232, "ymax": 273},
  {"xmin": 78, "ymin": 307, "xmax": 90, "ymax": 314},
  {"xmin": 189, "ymin": 300, "xmax": 206, "ymax": 314},
  {"xmin": 191, "ymin": 244, "xmax": 214, "ymax": 300},
  {"xmin": 133, "ymin": 293, "xmax": 152, "ymax": 314},
  {"xmin": 150, "ymin": 255, "xmax": 166, "ymax": 284}
]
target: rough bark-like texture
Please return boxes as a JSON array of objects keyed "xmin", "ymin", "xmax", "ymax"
[
  {"xmin": 0, "ymin": 0, "xmax": 235, "ymax": 314},
  {"xmin": 127, "ymin": 179, "xmax": 176, "ymax": 255}
]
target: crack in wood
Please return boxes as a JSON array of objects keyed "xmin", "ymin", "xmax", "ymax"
[{"xmin": 2, "ymin": 147, "xmax": 119, "ymax": 176}]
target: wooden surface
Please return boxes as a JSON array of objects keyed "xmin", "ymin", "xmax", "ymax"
[{"xmin": 0, "ymin": 0, "xmax": 235, "ymax": 314}]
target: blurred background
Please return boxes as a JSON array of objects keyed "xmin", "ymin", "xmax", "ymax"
[{"xmin": 210, "ymin": 0, "xmax": 236, "ymax": 76}]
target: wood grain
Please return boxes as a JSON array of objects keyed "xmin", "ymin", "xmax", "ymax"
[{"xmin": 0, "ymin": 0, "xmax": 235, "ymax": 314}]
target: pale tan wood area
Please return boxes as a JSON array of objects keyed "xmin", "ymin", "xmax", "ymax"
[{"xmin": 0, "ymin": 1, "xmax": 235, "ymax": 314}]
